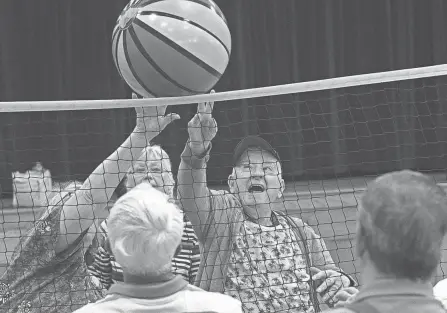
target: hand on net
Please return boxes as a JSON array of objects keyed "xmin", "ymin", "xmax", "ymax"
[
  {"xmin": 187, "ymin": 90, "xmax": 218, "ymax": 155},
  {"xmin": 133, "ymin": 93, "xmax": 180, "ymax": 136}
]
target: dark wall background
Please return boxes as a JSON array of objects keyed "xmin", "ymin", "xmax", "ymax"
[{"xmin": 0, "ymin": 0, "xmax": 446, "ymax": 196}]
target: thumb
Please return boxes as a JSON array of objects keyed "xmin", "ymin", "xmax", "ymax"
[
  {"xmin": 161, "ymin": 113, "xmax": 181, "ymax": 127},
  {"xmin": 135, "ymin": 106, "xmax": 143, "ymax": 116}
]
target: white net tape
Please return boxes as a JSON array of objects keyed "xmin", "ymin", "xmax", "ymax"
[{"xmin": 1, "ymin": 64, "xmax": 447, "ymax": 112}]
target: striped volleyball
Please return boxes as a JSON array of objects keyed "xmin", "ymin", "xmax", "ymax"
[{"xmin": 112, "ymin": 0, "xmax": 231, "ymax": 98}]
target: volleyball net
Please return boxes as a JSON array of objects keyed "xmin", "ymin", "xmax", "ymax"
[{"xmin": 1, "ymin": 64, "xmax": 447, "ymax": 286}]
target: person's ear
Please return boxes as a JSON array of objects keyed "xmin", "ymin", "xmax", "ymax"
[
  {"xmin": 278, "ymin": 178, "xmax": 285, "ymax": 199},
  {"xmin": 228, "ymin": 169, "xmax": 237, "ymax": 193},
  {"xmin": 355, "ymin": 224, "xmax": 367, "ymax": 258}
]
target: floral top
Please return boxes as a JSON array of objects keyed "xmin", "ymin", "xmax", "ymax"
[
  {"xmin": 224, "ymin": 215, "xmax": 314, "ymax": 313},
  {"xmin": 0, "ymin": 193, "xmax": 104, "ymax": 313}
]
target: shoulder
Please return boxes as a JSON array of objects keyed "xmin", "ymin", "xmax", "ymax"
[
  {"xmin": 184, "ymin": 286, "xmax": 243, "ymax": 313},
  {"xmin": 209, "ymin": 190, "xmax": 241, "ymax": 206},
  {"xmin": 325, "ymin": 309, "xmax": 356, "ymax": 313},
  {"xmin": 73, "ymin": 293, "xmax": 137, "ymax": 313},
  {"xmin": 275, "ymin": 211, "xmax": 309, "ymax": 231},
  {"xmin": 72, "ymin": 302, "xmax": 96, "ymax": 313},
  {"xmin": 209, "ymin": 190, "xmax": 242, "ymax": 215},
  {"xmin": 275, "ymin": 212, "xmax": 325, "ymax": 246}
]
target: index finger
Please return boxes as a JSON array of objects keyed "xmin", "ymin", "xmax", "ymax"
[
  {"xmin": 311, "ymin": 270, "xmax": 328, "ymax": 281},
  {"xmin": 206, "ymin": 89, "xmax": 215, "ymax": 114},
  {"xmin": 197, "ymin": 101, "xmax": 207, "ymax": 113},
  {"xmin": 198, "ymin": 90, "xmax": 215, "ymax": 114},
  {"xmin": 156, "ymin": 103, "xmax": 168, "ymax": 115}
]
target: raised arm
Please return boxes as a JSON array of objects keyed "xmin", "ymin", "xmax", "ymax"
[
  {"xmin": 177, "ymin": 92, "xmax": 217, "ymax": 241},
  {"xmin": 56, "ymin": 98, "xmax": 180, "ymax": 253}
]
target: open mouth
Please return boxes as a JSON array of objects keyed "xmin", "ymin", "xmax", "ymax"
[{"xmin": 248, "ymin": 184, "xmax": 266, "ymax": 193}]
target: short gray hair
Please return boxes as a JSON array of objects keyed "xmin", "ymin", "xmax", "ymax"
[
  {"xmin": 107, "ymin": 182, "xmax": 183, "ymax": 276},
  {"xmin": 357, "ymin": 170, "xmax": 447, "ymax": 281},
  {"xmin": 122, "ymin": 145, "xmax": 175, "ymax": 197}
]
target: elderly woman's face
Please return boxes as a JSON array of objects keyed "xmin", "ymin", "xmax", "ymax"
[{"xmin": 125, "ymin": 157, "xmax": 174, "ymax": 198}]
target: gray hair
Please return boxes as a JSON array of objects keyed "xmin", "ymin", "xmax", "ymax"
[
  {"xmin": 107, "ymin": 182, "xmax": 183, "ymax": 276},
  {"xmin": 122, "ymin": 145, "xmax": 175, "ymax": 197},
  {"xmin": 357, "ymin": 170, "xmax": 447, "ymax": 281}
]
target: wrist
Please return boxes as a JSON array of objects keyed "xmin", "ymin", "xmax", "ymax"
[
  {"xmin": 188, "ymin": 140, "xmax": 212, "ymax": 157},
  {"xmin": 131, "ymin": 127, "xmax": 157, "ymax": 143}
]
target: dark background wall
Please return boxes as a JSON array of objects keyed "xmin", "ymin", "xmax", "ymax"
[{"xmin": 0, "ymin": 0, "xmax": 446, "ymax": 196}]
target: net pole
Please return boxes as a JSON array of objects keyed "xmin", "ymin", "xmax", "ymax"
[{"xmin": 1, "ymin": 64, "xmax": 447, "ymax": 112}]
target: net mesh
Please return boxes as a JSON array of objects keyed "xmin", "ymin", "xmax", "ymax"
[{"xmin": 1, "ymin": 66, "xmax": 447, "ymax": 311}]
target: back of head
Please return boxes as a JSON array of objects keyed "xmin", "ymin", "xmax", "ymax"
[
  {"xmin": 107, "ymin": 182, "xmax": 184, "ymax": 276},
  {"xmin": 357, "ymin": 170, "xmax": 447, "ymax": 281}
]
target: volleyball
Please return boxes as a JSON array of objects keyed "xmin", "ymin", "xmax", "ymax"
[{"xmin": 112, "ymin": 0, "xmax": 231, "ymax": 98}]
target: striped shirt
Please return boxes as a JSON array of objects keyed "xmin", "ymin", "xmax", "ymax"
[{"xmin": 88, "ymin": 214, "xmax": 200, "ymax": 289}]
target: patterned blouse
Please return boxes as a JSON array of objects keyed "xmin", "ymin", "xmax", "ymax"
[
  {"xmin": 0, "ymin": 193, "xmax": 104, "ymax": 313},
  {"xmin": 224, "ymin": 214, "xmax": 315, "ymax": 313}
]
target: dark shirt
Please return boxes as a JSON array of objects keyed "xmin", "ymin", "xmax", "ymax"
[{"xmin": 330, "ymin": 278, "xmax": 445, "ymax": 313}]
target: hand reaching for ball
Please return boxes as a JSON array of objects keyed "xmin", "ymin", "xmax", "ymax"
[
  {"xmin": 187, "ymin": 90, "xmax": 218, "ymax": 155},
  {"xmin": 133, "ymin": 93, "xmax": 181, "ymax": 138}
]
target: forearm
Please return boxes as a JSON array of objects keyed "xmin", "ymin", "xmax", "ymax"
[
  {"xmin": 86, "ymin": 128, "xmax": 157, "ymax": 204},
  {"xmin": 58, "ymin": 129, "xmax": 156, "ymax": 249},
  {"xmin": 69, "ymin": 129, "xmax": 155, "ymax": 214},
  {"xmin": 177, "ymin": 142, "xmax": 212, "ymax": 239}
]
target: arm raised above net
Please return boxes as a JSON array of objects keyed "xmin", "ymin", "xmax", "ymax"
[
  {"xmin": 178, "ymin": 142, "xmax": 213, "ymax": 241},
  {"xmin": 177, "ymin": 94, "xmax": 217, "ymax": 241},
  {"xmin": 55, "ymin": 130, "xmax": 149, "ymax": 253},
  {"xmin": 56, "ymin": 103, "xmax": 180, "ymax": 253}
]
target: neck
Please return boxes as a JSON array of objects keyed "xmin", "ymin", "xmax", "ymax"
[
  {"xmin": 361, "ymin": 259, "xmax": 429, "ymax": 286},
  {"xmin": 123, "ymin": 269, "xmax": 174, "ymax": 285},
  {"xmin": 244, "ymin": 204, "xmax": 273, "ymax": 226},
  {"xmin": 361, "ymin": 263, "xmax": 385, "ymax": 286}
]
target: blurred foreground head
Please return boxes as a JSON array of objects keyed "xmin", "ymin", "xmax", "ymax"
[
  {"xmin": 107, "ymin": 182, "xmax": 184, "ymax": 276},
  {"xmin": 357, "ymin": 170, "xmax": 447, "ymax": 282}
]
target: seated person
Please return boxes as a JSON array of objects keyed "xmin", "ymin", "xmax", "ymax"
[
  {"xmin": 327, "ymin": 170, "xmax": 447, "ymax": 313},
  {"xmin": 87, "ymin": 145, "xmax": 200, "ymax": 288},
  {"xmin": 178, "ymin": 95, "xmax": 356, "ymax": 312},
  {"xmin": 73, "ymin": 183, "xmax": 243, "ymax": 313},
  {"xmin": 0, "ymin": 102, "xmax": 179, "ymax": 312}
]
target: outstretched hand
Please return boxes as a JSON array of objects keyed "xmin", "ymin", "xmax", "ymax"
[
  {"xmin": 187, "ymin": 90, "xmax": 218, "ymax": 155},
  {"xmin": 133, "ymin": 93, "xmax": 180, "ymax": 137}
]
